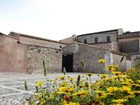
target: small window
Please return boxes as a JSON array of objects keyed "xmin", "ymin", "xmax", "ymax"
[
  {"xmin": 84, "ymin": 39, "xmax": 87, "ymax": 44},
  {"xmin": 95, "ymin": 37, "xmax": 98, "ymax": 43},
  {"xmin": 107, "ymin": 36, "xmax": 111, "ymax": 42}
]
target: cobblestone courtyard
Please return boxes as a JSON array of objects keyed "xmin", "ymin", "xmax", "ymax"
[{"xmin": 0, "ymin": 72, "xmax": 100, "ymax": 105}]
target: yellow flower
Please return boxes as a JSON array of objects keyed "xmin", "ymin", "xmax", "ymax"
[
  {"xmin": 112, "ymin": 71, "xmax": 122, "ymax": 75},
  {"xmin": 106, "ymin": 64, "xmax": 119, "ymax": 71},
  {"xmin": 127, "ymin": 91, "xmax": 134, "ymax": 95},
  {"xmin": 59, "ymin": 86, "xmax": 74, "ymax": 93},
  {"xmin": 60, "ymin": 82, "xmax": 68, "ymax": 87},
  {"xmin": 58, "ymin": 76, "xmax": 65, "ymax": 80},
  {"xmin": 73, "ymin": 90, "xmax": 88, "ymax": 96},
  {"xmin": 132, "ymin": 84, "xmax": 140, "ymax": 87},
  {"xmin": 121, "ymin": 86, "xmax": 131, "ymax": 92},
  {"xmin": 107, "ymin": 87, "xmax": 120, "ymax": 93},
  {"xmin": 134, "ymin": 91, "xmax": 140, "ymax": 95},
  {"xmin": 98, "ymin": 59, "xmax": 106, "ymax": 63},
  {"xmin": 65, "ymin": 102, "xmax": 80, "ymax": 105},
  {"xmin": 112, "ymin": 99, "xmax": 128, "ymax": 104},
  {"xmin": 86, "ymin": 73, "xmax": 93, "ymax": 77},
  {"xmin": 95, "ymin": 90, "xmax": 107, "ymax": 99},
  {"xmin": 128, "ymin": 68, "xmax": 136, "ymax": 72},
  {"xmin": 35, "ymin": 81, "xmax": 44, "ymax": 87},
  {"xmin": 100, "ymin": 74, "xmax": 108, "ymax": 78},
  {"xmin": 69, "ymin": 77, "xmax": 75, "ymax": 82}
]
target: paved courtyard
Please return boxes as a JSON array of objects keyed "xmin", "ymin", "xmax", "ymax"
[{"xmin": 0, "ymin": 72, "xmax": 100, "ymax": 105}]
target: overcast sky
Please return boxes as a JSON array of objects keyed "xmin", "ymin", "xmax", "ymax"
[{"xmin": 0, "ymin": 0, "xmax": 140, "ymax": 40}]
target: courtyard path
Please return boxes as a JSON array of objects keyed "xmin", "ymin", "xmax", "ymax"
[{"xmin": 0, "ymin": 72, "xmax": 100, "ymax": 105}]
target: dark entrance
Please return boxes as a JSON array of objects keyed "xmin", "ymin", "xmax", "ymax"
[{"xmin": 62, "ymin": 53, "xmax": 73, "ymax": 72}]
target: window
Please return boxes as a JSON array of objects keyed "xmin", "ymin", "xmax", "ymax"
[
  {"xmin": 84, "ymin": 39, "xmax": 87, "ymax": 44},
  {"xmin": 107, "ymin": 36, "xmax": 111, "ymax": 42},
  {"xmin": 95, "ymin": 37, "xmax": 98, "ymax": 43}
]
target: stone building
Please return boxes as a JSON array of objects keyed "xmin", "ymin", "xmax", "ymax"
[
  {"xmin": 118, "ymin": 31, "xmax": 140, "ymax": 67},
  {"xmin": 62, "ymin": 43, "xmax": 127, "ymax": 73},
  {"xmin": 0, "ymin": 28, "xmax": 139, "ymax": 73},
  {"xmin": 0, "ymin": 32, "xmax": 66, "ymax": 73},
  {"xmin": 77, "ymin": 29, "xmax": 123, "ymax": 52},
  {"xmin": 61, "ymin": 28, "xmax": 140, "ymax": 68}
]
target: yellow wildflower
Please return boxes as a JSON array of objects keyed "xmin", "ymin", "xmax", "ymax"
[
  {"xmin": 138, "ymin": 80, "xmax": 140, "ymax": 84},
  {"xmin": 100, "ymin": 74, "xmax": 108, "ymax": 78},
  {"xmin": 73, "ymin": 90, "xmax": 88, "ymax": 96},
  {"xmin": 65, "ymin": 102, "xmax": 80, "ymax": 105},
  {"xmin": 128, "ymin": 68, "xmax": 136, "ymax": 72},
  {"xmin": 86, "ymin": 73, "xmax": 93, "ymax": 77},
  {"xmin": 107, "ymin": 87, "xmax": 120, "ymax": 93},
  {"xmin": 60, "ymin": 82, "xmax": 68, "ymax": 87},
  {"xmin": 134, "ymin": 91, "xmax": 140, "ymax": 95},
  {"xmin": 59, "ymin": 86, "xmax": 74, "ymax": 93},
  {"xmin": 121, "ymin": 86, "xmax": 131, "ymax": 92},
  {"xmin": 95, "ymin": 90, "xmax": 107, "ymax": 99},
  {"xmin": 35, "ymin": 81, "xmax": 44, "ymax": 87},
  {"xmin": 106, "ymin": 64, "xmax": 119, "ymax": 71},
  {"xmin": 58, "ymin": 76, "xmax": 65, "ymax": 80},
  {"xmin": 112, "ymin": 99, "xmax": 128, "ymax": 104},
  {"xmin": 98, "ymin": 59, "xmax": 106, "ymax": 63},
  {"xmin": 112, "ymin": 71, "xmax": 122, "ymax": 75}
]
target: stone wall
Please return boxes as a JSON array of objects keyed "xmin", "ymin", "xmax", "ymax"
[
  {"xmin": 63, "ymin": 44, "xmax": 108, "ymax": 73},
  {"xmin": 26, "ymin": 45, "xmax": 62, "ymax": 73},
  {"xmin": 111, "ymin": 53, "xmax": 126, "ymax": 70},
  {"xmin": 119, "ymin": 38, "xmax": 139, "ymax": 53},
  {"xmin": 131, "ymin": 54, "xmax": 140, "ymax": 67},
  {"xmin": 63, "ymin": 43, "xmax": 127, "ymax": 73},
  {"xmin": 90, "ymin": 41, "xmax": 119, "ymax": 51},
  {"xmin": 74, "ymin": 44, "xmax": 107, "ymax": 73}
]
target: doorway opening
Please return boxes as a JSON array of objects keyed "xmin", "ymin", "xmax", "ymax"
[{"xmin": 62, "ymin": 53, "xmax": 73, "ymax": 72}]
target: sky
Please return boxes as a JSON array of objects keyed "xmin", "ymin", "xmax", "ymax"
[{"xmin": 0, "ymin": 0, "xmax": 140, "ymax": 40}]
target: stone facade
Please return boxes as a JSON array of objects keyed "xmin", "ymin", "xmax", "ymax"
[
  {"xmin": 0, "ymin": 32, "xmax": 66, "ymax": 73},
  {"xmin": 118, "ymin": 33, "xmax": 140, "ymax": 54},
  {"xmin": 63, "ymin": 43, "xmax": 127, "ymax": 73},
  {"xmin": 0, "ymin": 28, "xmax": 139, "ymax": 74},
  {"xmin": 62, "ymin": 29, "xmax": 140, "ymax": 68},
  {"xmin": 26, "ymin": 45, "xmax": 62, "ymax": 73},
  {"xmin": 75, "ymin": 29, "xmax": 123, "ymax": 52}
]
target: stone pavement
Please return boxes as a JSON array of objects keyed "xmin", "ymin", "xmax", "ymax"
[{"xmin": 0, "ymin": 72, "xmax": 100, "ymax": 105}]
